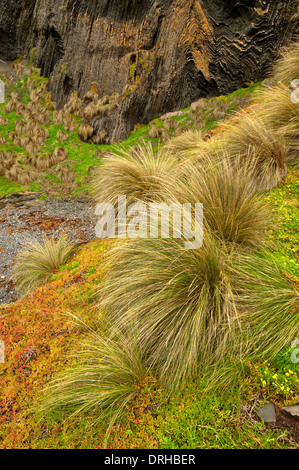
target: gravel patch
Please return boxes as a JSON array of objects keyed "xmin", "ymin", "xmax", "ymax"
[{"xmin": 0, "ymin": 194, "xmax": 98, "ymax": 305}]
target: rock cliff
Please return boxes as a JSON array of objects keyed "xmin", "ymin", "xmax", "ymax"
[{"xmin": 0, "ymin": 0, "xmax": 298, "ymax": 140}]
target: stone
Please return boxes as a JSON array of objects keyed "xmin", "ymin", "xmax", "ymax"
[
  {"xmin": 281, "ymin": 405, "xmax": 299, "ymax": 420},
  {"xmin": 162, "ymin": 111, "xmax": 186, "ymax": 120},
  {"xmin": 256, "ymin": 402, "xmax": 276, "ymax": 423}
]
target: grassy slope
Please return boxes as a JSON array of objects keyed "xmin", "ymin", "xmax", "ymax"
[
  {"xmin": 0, "ymin": 73, "xmax": 262, "ymax": 198},
  {"xmin": 0, "ymin": 80, "xmax": 298, "ymax": 449}
]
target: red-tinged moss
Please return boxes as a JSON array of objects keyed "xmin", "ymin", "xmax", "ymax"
[{"xmin": 0, "ymin": 239, "xmax": 114, "ymax": 447}]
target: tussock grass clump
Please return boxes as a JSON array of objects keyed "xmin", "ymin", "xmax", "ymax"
[
  {"xmin": 222, "ymin": 111, "xmax": 288, "ymax": 189},
  {"xmin": 57, "ymin": 130, "xmax": 69, "ymax": 143},
  {"xmin": 165, "ymin": 129, "xmax": 203, "ymax": 159},
  {"xmin": 84, "ymin": 102, "xmax": 99, "ymax": 120},
  {"xmin": 1, "ymin": 153, "xmax": 16, "ymax": 171},
  {"xmin": 0, "ymin": 116, "xmax": 8, "ymax": 126},
  {"xmin": 55, "ymin": 164, "xmax": 74, "ymax": 184},
  {"xmin": 13, "ymin": 236, "xmax": 77, "ymax": 295},
  {"xmin": 100, "ymin": 237, "xmax": 299, "ymax": 391},
  {"xmin": 92, "ymin": 142, "xmax": 179, "ymax": 211},
  {"xmin": 25, "ymin": 141, "xmax": 40, "ymax": 157},
  {"xmin": 20, "ymin": 136, "xmax": 32, "ymax": 147},
  {"xmin": 172, "ymin": 157, "xmax": 270, "ymax": 248},
  {"xmin": 273, "ymin": 38, "xmax": 299, "ymax": 85},
  {"xmin": 30, "ymin": 154, "xmax": 56, "ymax": 171},
  {"xmin": 6, "ymin": 100, "xmax": 17, "ymax": 113},
  {"xmin": 16, "ymin": 102, "xmax": 26, "ymax": 117},
  {"xmin": 35, "ymin": 109, "xmax": 52, "ymax": 126},
  {"xmin": 15, "ymin": 119, "xmax": 27, "ymax": 134},
  {"xmin": 79, "ymin": 123, "xmax": 94, "ymax": 141},
  {"xmin": 64, "ymin": 93, "xmax": 84, "ymax": 117},
  {"xmin": 4, "ymin": 163, "xmax": 23, "ymax": 182},
  {"xmin": 165, "ymin": 129, "xmax": 225, "ymax": 164},
  {"xmin": 42, "ymin": 328, "xmax": 145, "ymax": 442},
  {"xmin": 15, "ymin": 168, "xmax": 37, "ymax": 186},
  {"xmin": 148, "ymin": 122, "xmax": 164, "ymax": 139},
  {"xmin": 34, "ymin": 125, "xmax": 49, "ymax": 141},
  {"xmin": 257, "ymin": 85, "xmax": 299, "ymax": 164},
  {"xmin": 53, "ymin": 110, "xmax": 65, "ymax": 125},
  {"xmin": 54, "ymin": 146, "xmax": 68, "ymax": 162},
  {"xmin": 100, "ymin": 234, "xmax": 243, "ymax": 389},
  {"xmin": 236, "ymin": 253, "xmax": 299, "ymax": 360}
]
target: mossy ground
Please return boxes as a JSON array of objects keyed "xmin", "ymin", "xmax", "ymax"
[{"xmin": 0, "ymin": 75, "xmax": 298, "ymax": 448}]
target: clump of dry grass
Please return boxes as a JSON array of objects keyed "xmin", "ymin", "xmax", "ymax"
[
  {"xmin": 257, "ymin": 85, "xmax": 299, "ymax": 164},
  {"xmin": 273, "ymin": 38, "xmax": 299, "ymax": 85},
  {"xmin": 54, "ymin": 147, "xmax": 68, "ymax": 163},
  {"xmin": 25, "ymin": 141, "xmax": 40, "ymax": 157},
  {"xmin": 64, "ymin": 93, "xmax": 84, "ymax": 117},
  {"xmin": 100, "ymin": 234, "xmax": 243, "ymax": 389},
  {"xmin": 99, "ymin": 235, "xmax": 298, "ymax": 391},
  {"xmin": 15, "ymin": 119, "xmax": 27, "ymax": 134},
  {"xmin": 53, "ymin": 110, "xmax": 65, "ymax": 125},
  {"xmin": 13, "ymin": 236, "xmax": 77, "ymax": 295},
  {"xmin": 79, "ymin": 124, "xmax": 94, "ymax": 141},
  {"xmin": 15, "ymin": 103, "xmax": 26, "ymax": 117},
  {"xmin": 2, "ymin": 153, "xmax": 17, "ymax": 172},
  {"xmin": 148, "ymin": 122, "xmax": 165, "ymax": 140},
  {"xmin": 84, "ymin": 102, "xmax": 99, "ymax": 120},
  {"xmin": 169, "ymin": 156, "xmax": 270, "ymax": 247},
  {"xmin": 4, "ymin": 163, "xmax": 22, "ymax": 181},
  {"xmin": 222, "ymin": 110, "xmax": 289, "ymax": 189},
  {"xmin": 0, "ymin": 116, "xmax": 8, "ymax": 126},
  {"xmin": 92, "ymin": 141, "xmax": 179, "ymax": 212},
  {"xmin": 57, "ymin": 131, "xmax": 69, "ymax": 143},
  {"xmin": 41, "ymin": 326, "xmax": 145, "ymax": 445},
  {"xmin": 236, "ymin": 253, "xmax": 299, "ymax": 360},
  {"xmin": 31, "ymin": 154, "xmax": 57, "ymax": 171},
  {"xmin": 165, "ymin": 129, "xmax": 204, "ymax": 159},
  {"xmin": 165, "ymin": 129, "xmax": 226, "ymax": 168},
  {"xmin": 55, "ymin": 163, "xmax": 74, "ymax": 184},
  {"xmin": 6, "ymin": 99, "xmax": 17, "ymax": 113},
  {"xmin": 35, "ymin": 109, "xmax": 52, "ymax": 125}
]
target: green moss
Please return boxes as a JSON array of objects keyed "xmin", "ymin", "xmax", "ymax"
[
  {"xmin": 129, "ymin": 62, "xmax": 137, "ymax": 80},
  {"xmin": 0, "ymin": 175, "xmax": 23, "ymax": 195}
]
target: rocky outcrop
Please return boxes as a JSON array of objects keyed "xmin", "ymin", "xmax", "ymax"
[{"xmin": 0, "ymin": 0, "xmax": 298, "ymax": 141}]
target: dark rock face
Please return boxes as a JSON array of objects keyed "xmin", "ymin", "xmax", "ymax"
[{"xmin": 1, "ymin": 0, "xmax": 298, "ymax": 140}]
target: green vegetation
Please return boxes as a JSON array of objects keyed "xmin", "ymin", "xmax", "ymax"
[
  {"xmin": 1, "ymin": 41, "xmax": 299, "ymax": 449},
  {"xmin": 0, "ymin": 175, "xmax": 21, "ymax": 195},
  {"xmin": 0, "ymin": 69, "xmax": 265, "ymax": 198}
]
